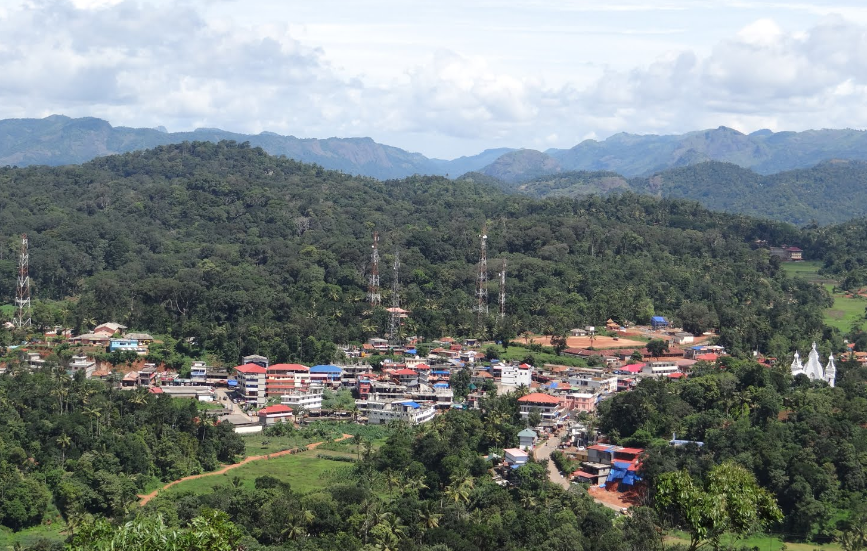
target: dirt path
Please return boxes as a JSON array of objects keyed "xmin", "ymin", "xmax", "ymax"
[{"xmin": 138, "ymin": 433, "xmax": 353, "ymax": 506}]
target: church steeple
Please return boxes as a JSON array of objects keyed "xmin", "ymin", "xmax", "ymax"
[{"xmin": 825, "ymin": 354, "xmax": 836, "ymax": 388}]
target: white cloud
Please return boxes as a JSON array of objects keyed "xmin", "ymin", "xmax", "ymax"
[{"xmin": 2, "ymin": 1, "xmax": 867, "ymax": 158}]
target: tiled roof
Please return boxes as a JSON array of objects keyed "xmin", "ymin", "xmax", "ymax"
[
  {"xmin": 517, "ymin": 392, "xmax": 560, "ymax": 404},
  {"xmin": 235, "ymin": 363, "xmax": 266, "ymax": 374},
  {"xmin": 258, "ymin": 404, "xmax": 293, "ymax": 415}
]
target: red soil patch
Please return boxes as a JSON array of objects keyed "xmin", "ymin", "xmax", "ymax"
[
  {"xmin": 588, "ymin": 484, "xmax": 644, "ymax": 509},
  {"xmin": 137, "ymin": 433, "xmax": 352, "ymax": 506}
]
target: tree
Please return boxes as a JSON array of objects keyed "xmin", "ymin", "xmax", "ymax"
[
  {"xmin": 527, "ymin": 408, "xmax": 542, "ymax": 429},
  {"xmin": 654, "ymin": 461, "xmax": 783, "ymax": 551},
  {"xmin": 550, "ymin": 333, "xmax": 569, "ymax": 356},
  {"xmin": 646, "ymin": 339, "xmax": 669, "ymax": 359}
]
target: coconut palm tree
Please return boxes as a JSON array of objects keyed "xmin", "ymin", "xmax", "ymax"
[{"xmin": 57, "ymin": 433, "xmax": 72, "ymax": 462}]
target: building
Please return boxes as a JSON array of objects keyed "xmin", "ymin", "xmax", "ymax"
[
  {"xmin": 410, "ymin": 384, "xmax": 454, "ymax": 409},
  {"xmin": 266, "ymin": 364, "xmax": 310, "ymax": 396},
  {"xmin": 68, "ymin": 354, "xmax": 96, "ymax": 378},
  {"xmin": 190, "ymin": 361, "xmax": 208, "ymax": 385},
  {"xmin": 517, "ymin": 428, "xmax": 538, "ymax": 451},
  {"xmin": 569, "ymin": 392, "xmax": 596, "ymax": 413},
  {"xmin": 643, "ymin": 361, "xmax": 679, "ymax": 378},
  {"xmin": 365, "ymin": 400, "xmax": 436, "ymax": 425},
  {"xmin": 70, "ymin": 333, "xmax": 111, "ymax": 346},
  {"xmin": 125, "ymin": 332, "xmax": 154, "ymax": 344},
  {"xmin": 501, "ymin": 364, "xmax": 533, "ymax": 387},
  {"xmin": 309, "ymin": 365, "xmax": 343, "ymax": 387},
  {"xmin": 281, "ymin": 388, "xmax": 323, "ymax": 412},
  {"xmin": 504, "ymin": 448, "xmax": 530, "ymax": 467},
  {"xmin": 673, "ymin": 332, "xmax": 695, "ymax": 345},
  {"xmin": 94, "ymin": 322, "xmax": 126, "ymax": 336},
  {"xmin": 138, "ymin": 365, "xmax": 157, "ymax": 387},
  {"xmin": 340, "ymin": 364, "xmax": 373, "ymax": 387},
  {"xmin": 770, "ymin": 246, "xmax": 803, "ymax": 261},
  {"xmin": 234, "ymin": 363, "xmax": 267, "ymax": 406},
  {"xmin": 517, "ymin": 393, "xmax": 565, "ymax": 426},
  {"xmin": 109, "ymin": 338, "xmax": 148, "ymax": 355},
  {"xmin": 257, "ymin": 404, "xmax": 293, "ymax": 425},
  {"xmin": 391, "ymin": 368, "xmax": 419, "ymax": 386},
  {"xmin": 568, "ymin": 373, "xmax": 617, "ymax": 394},
  {"xmin": 791, "ymin": 343, "xmax": 836, "ymax": 387},
  {"xmin": 242, "ymin": 354, "xmax": 269, "ymax": 369},
  {"xmin": 650, "ymin": 316, "xmax": 669, "ymax": 330}
]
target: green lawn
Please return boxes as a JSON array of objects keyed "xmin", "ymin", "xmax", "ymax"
[
  {"xmin": 0, "ymin": 517, "xmax": 66, "ymax": 551},
  {"xmin": 497, "ymin": 345, "xmax": 589, "ymax": 368},
  {"xmin": 666, "ymin": 530, "xmax": 842, "ymax": 551},
  {"xmin": 241, "ymin": 433, "xmax": 319, "ymax": 456},
  {"xmin": 160, "ymin": 450, "xmax": 356, "ymax": 496},
  {"xmin": 782, "ymin": 261, "xmax": 867, "ymax": 332}
]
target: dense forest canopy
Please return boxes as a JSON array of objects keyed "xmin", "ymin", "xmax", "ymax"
[
  {"xmin": 0, "ymin": 141, "xmax": 836, "ymax": 363},
  {"xmin": 0, "ymin": 141, "xmax": 866, "ymax": 550}
]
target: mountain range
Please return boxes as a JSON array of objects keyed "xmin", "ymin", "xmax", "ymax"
[
  {"xmin": 7, "ymin": 116, "xmax": 867, "ymax": 182},
  {"xmin": 459, "ymin": 159, "xmax": 867, "ymax": 226},
  {"xmin": 0, "ymin": 115, "xmax": 511, "ymax": 180}
]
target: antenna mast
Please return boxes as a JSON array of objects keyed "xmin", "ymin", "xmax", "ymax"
[
  {"xmin": 15, "ymin": 234, "xmax": 31, "ymax": 328},
  {"xmin": 368, "ymin": 231, "xmax": 381, "ymax": 306},
  {"xmin": 475, "ymin": 226, "xmax": 488, "ymax": 327},
  {"xmin": 498, "ymin": 259, "xmax": 506, "ymax": 319},
  {"xmin": 388, "ymin": 250, "xmax": 401, "ymax": 345}
]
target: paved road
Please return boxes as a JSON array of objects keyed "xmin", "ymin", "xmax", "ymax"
[
  {"xmin": 534, "ymin": 435, "xmax": 571, "ymax": 490},
  {"xmin": 534, "ymin": 433, "xmax": 622, "ymax": 512},
  {"xmin": 215, "ymin": 387, "xmax": 251, "ymax": 422}
]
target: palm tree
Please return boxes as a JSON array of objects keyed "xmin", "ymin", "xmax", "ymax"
[
  {"xmin": 83, "ymin": 406, "xmax": 101, "ymax": 436},
  {"xmin": 57, "ymin": 433, "xmax": 71, "ymax": 462}
]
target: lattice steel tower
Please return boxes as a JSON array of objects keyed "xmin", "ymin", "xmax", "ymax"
[
  {"xmin": 388, "ymin": 250, "xmax": 401, "ymax": 345},
  {"xmin": 498, "ymin": 259, "xmax": 506, "ymax": 319},
  {"xmin": 15, "ymin": 234, "xmax": 31, "ymax": 328},
  {"xmin": 368, "ymin": 231, "xmax": 381, "ymax": 306},
  {"xmin": 475, "ymin": 226, "xmax": 488, "ymax": 326}
]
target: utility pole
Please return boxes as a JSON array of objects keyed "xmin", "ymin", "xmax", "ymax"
[
  {"xmin": 15, "ymin": 234, "xmax": 31, "ymax": 328},
  {"xmin": 388, "ymin": 250, "xmax": 400, "ymax": 345},
  {"xmin": 368, "ymin": 231, "xmax": 381, "ymax": 306},
  {"xmin": 498, "ymin": 259, "xmax": 506, "ymax": 319},
  {"xmin": 475, "ymin": 225, "xmax": 488, "ymax": 328}
]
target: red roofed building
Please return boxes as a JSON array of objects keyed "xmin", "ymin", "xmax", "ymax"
[
  {"xmin": 257, "ymin": 404, "xmax": 293, "ymax": 425},
  {"xmin": 235, "ymin": 363, "xmax": 267, "ymax": 406},
  {"xmin": 517, "ymin": 393, "xmax": 565, "ymax": 426},
  {"xmin": 266, "ymin": 363, "xmax": 310, "ymax": 396},
  {"xmin": 391, "ymin": 368, "xmax": 419, "ymax": 385}
]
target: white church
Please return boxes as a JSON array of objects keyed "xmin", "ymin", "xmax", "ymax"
[{"xmin": 790, "ymin": 342, "xmax": 836, "ymax": 387}]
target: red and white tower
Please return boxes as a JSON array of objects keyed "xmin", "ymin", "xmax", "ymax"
[{"xmin": 15, "ymin": 234, "xmax": 31, "ymax": 328}]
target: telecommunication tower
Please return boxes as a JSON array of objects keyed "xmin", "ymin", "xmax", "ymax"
[
  {"xmin": 475, "ymin": 226, "xmax": 488, "ymax": 326},
  {"xmin": 368, "ymin": 232, "xmax": 381, "ymax": 306},
  {"xmin": 498, "ymin": 259, "xmax": 506, "ymax": 319},
  {"xmin": 15, "ymin": 234, "xmax": 31, "ymax": 328},
  {"xmin": 388, "ymin": 250, "xmax": 401, "ymax": 345}
]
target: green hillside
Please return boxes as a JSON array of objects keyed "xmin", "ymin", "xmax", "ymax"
[{"xmin": 0, "ymin": 141, "xmax": 831, "ymax": 362}]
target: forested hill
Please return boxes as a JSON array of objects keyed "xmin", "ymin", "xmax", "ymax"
[
  {"xmin": 0, "ymin": 115, "xmax": 510, "ymax": 179},
  {"xmin": 466, "ymin": 160, "xmax": 867, "ymax": 226},
  {"xmin": 0, "ymin": 141, "xmax": 831, "ymax": 363}
]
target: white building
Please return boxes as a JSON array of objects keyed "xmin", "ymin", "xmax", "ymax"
[
  {"xmin": 281, "ymin": 388, "xmax": 323, "ymax": 411},
  {"xmin": 365, "ymin": 400, "xmax": 436, "ymax": 425},
  {"xmin": 504, "ymin": 448, "xmax": 529, "ymax": 467},
  {"xmin": 568, "ymin": 373, "xmax": 618, "ymax": 393},
  {"xmin": 501, "ymin": 364, "xmax": 533, "ymax": 387},
  {"xmin": 234, "ymin": 363, "xmax": 267, "ymax": 406},
  {"xmin": 791, "ymin": 343, "xmax": 836, "ymax": 387},
  {"xmin": 642, "ymin": 361, "xmax": 679, "ymax": 378}
]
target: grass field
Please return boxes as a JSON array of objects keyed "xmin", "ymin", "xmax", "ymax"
[
  {"xmin": 159, "ymin": 449, "xmax": 355, "ymax": 496},
  {"xmin": 665, "ymin": 530, "xmax": 842, "ymax": 551},
  {"xmin": 0, "ymin": 516, "xmax": 65, "ymax": 551},
  {"xmin": 782, "ymin": 261, "xmax": 867, "ymax": 332},
  {"xmin": 241, "ymin": 433, "xmax": 319, "ymax": 455}
]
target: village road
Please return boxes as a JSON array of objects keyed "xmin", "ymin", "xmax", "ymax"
[{"xmin": 534, "ymin": 433, "xmax": 622, "ymax": 512}]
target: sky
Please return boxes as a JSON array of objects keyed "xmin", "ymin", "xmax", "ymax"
[{"xmin": 3, "ymin": 1, "xmax": 867, "ymax": 158}]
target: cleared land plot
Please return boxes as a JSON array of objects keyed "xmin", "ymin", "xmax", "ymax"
[
  {"xmin": 159, "ymin": 449, "xmax": 355, "ymax": 496},
  {"xmin": 528, "ymin": 335, "xmax": 647, "ymax": 349},
  {"xmin": 0, "ymin": 517, "xmax": 65, "ymax": 551}
]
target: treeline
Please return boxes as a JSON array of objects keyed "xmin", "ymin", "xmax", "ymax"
[
  {"xmin": 598, "ymin": 356, "xmax": 867, "ymax": 543},
  {"xmin": 0, "ymin": 363, "xmax": 244, "ymax": 531},
  {"xmin": 0, "ymin": 141, "xmax": 836, "ymax": 363}
]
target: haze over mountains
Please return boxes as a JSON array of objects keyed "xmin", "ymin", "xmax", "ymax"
[{"xmin": 6, "ymin": 115, "xmax": 867, "ymax": 225}]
